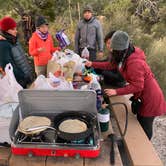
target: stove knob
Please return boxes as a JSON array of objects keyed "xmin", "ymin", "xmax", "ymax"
[
  {"xmin": 64, "ymin": 153, "xmax": 68, "ymax": 157},
  {"xmin": 75, "ymin": 153, "xmax": 80, "ymax": 159},
  {"xmin": 51, "ymin": 150, "xmax": 56, "ymax": 156},
  {"xmin": 28, "ymin": 152, "xmax": 34, "ymax": 158}
]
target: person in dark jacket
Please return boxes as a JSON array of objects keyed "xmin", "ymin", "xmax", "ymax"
[
  {"xmin": 0, "ymin": 17, "xmax": 35, "ymax": 88},
  {"xmin": 85, "ymin": 30, "xmax": 166, "ymax": 139},
  {"xmin": 75, "ymin": 5, "xmax": 104, "ymax": 61}
]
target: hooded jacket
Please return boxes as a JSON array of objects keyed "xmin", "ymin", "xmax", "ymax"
[
  {"xmin": 92, "ymin": 47, "xmax": 166, "ymax": 117},
  {"xmin": 75, "ymin": 17, "xmax": 103, "ymax": 54},
  {"xmin": 0, "ymin": 32, "xmax": 35, "ymax": 88},
  {"xmin": 29, "ymin": 32, "xmax": 60, "ymax": 66}
]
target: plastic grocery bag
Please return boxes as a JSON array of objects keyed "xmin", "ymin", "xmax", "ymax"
[
  {"xmin": 52, "ymin": 51, "xmax": 66, "ymax": 62},
  {"xmin": 88, "ymin": 73, "xmax": 101, "ymax": 90},
  {"xmin": 0, "ymin": 63, "xmax": 23, "ymax": 105},
  {"xmin": 48, "ymin": 73, "xmax": 73, "ymax": 90},
  {"xmin": 33, "ymin": 74, "xmax": 73, "ymax": 90},
  {"xmin": 81, "ymin": 47, "xmax": 89, "ymax": 60},
  {"xmin": 47, "ymin": 58, "xmax": 62, "ymax": 77},
  {"xmin": 33, "ymin": 75, "xmax": 54, "ymax": 90},
  {"xmin": 55, "ymin": 30, "xmax": 70, "ymax": 49},
  {"xmin": 51, "ymin": 50, "xmax": 85, "ymax": 80},
  {"xmin": 64, "ymin": 49, "xmax": 86, "ymax": 73},
  {"xmin": 0, "ymin": 103, "xmax": 18, "ymax": 143},
  {"xmin": 63, "ymin": 61, "xmax": 75, "ymax": 81}
]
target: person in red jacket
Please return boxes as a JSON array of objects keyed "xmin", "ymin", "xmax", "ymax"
[
  {"xmin": 29, "ymin": 16, "xmax": 60, "ymax": 76},
  {"xmin": 85, "ymin": 30, "xmax": 166, "ymax": 139}
]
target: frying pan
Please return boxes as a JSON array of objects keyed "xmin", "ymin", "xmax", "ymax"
[
  {"xmin": 18, "ymin": 116, "xmax": 51, "ymax": 135},
  {"xmin": 54, "ymin": 111, "xmax": 96, "ymax": 141}
]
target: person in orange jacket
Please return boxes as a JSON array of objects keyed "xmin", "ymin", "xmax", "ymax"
[{"xmin": 29, "ymin": 16, "xmax": 60, "ymax": 76}]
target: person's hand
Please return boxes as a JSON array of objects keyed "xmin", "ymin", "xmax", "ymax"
[
  {"xmin": 85, "ymin": 60, "xmax": 92, "ymax": 67},
  {"xmin": 0, "ymin": 35, "xmax": 6, "ymax": 40},
  {"xmin": 104, "ymin": 89, "xmax": 117, "ymax": 97},
  {"xmin": 97, "ymin": 52, "xmax": 104, "ymax": 60},
  {"xmin": 38, "ymin": 47, "xmax": 46, "ymax": 52}
]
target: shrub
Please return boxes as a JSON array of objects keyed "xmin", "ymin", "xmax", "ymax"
[{"xmin": 147, "ymin": 37, "xmax": 166, "ymax": 97}]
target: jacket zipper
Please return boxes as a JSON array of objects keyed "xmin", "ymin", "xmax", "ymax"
[{"xmin": 86, "ymin": 23, "xmax": 88, "ymax": 48}]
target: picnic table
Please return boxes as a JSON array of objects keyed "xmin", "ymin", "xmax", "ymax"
[{"xmin": 0, "ymin": 95, "xmax": 163, "ymax": 166}]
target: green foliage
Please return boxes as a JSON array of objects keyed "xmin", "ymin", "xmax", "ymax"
[
  {"xmin": 147, "ymin": 37, "xmax": 166, "ymax": 96},
  {"xmin": 133, "ymin": 33, "xmax": 154, "ymax": 53},
  {"xmin": 103, "ymin": 0, "xmax": 131, "ymax": 17}
]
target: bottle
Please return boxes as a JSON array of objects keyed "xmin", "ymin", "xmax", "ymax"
[
  {"xmin": 98, "ymin": 104, "xmax": 110, "ymax": 132},
  {"xmin": 96, "ymin": 89, "xmax": 103, "ymax": 111},
  {"xmin": 81, "ymin": 47, "xmax": 89, "ymax": 60}
]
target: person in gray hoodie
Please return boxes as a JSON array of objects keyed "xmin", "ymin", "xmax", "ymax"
[{"xmin": 75, "ymin": 5, "xmax": 104, "ymax": 61}]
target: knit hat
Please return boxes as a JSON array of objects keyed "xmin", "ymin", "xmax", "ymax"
[
  {"xmin": 35, "ymin": 16, "xmax": 48, "ymax": 27},
  {"xmin": 111, "ymin": 31, "xmax": 130, "ymax": 50},
  {"xmin": 83, "ymin": 5, "xmax": 93, "ymax": 13},
  {"xmin": 0, "ymin": 17, "xmax": 17, "ymax": 31}
]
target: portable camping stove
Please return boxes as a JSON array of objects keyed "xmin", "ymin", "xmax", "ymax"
[{"xmin": 10, "ymin": 90, "xmax": 101, "ymax": 158}]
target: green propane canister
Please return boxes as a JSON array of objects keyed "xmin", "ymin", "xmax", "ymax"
[{"xmin": 98, "ymin": 104, "xmax": 110, "ymax": 132}]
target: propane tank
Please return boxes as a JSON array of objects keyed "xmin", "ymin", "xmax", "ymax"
[
  {"xmin": 96, "ymin": 89, "xmax": 102, "ymax": 111},
  {"xmin": 98, "ymin": 103, "xmax": 110, "ymax": 132}
]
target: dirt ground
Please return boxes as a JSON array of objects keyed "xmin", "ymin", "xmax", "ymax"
[{"xmin": 152, "ymin": 115, "xmax": 166, "ymax": 166}]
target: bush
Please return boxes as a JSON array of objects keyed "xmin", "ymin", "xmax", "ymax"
[{"xmin": 147, "ymin": 37, "xmax": 166, "ymax": 97}]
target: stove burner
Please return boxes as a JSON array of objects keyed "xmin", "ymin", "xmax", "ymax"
[
  {"xmin": 15, "ymin": 113, "xmax": 98, "ymax": 146},
  {"xmin": 16, "ymin": 132, "xmax": 44, "ymax": 143},
  {"xmin": 55, "ymin": 134, "xmax": 94, "ymax": 145}
]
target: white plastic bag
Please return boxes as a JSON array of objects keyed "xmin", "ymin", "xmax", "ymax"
[
  {"xmin": 64, "ymin": 49, "xmax": 85, "ymax": 72},
  {"xmin": 48, "ymin": 73, "xmax": 73, "ymax": 90},
  {"xmin": 33, "ymin": 75, "xmax": 54, "ymax": 90},
  {"xmin": 52, "ymin": 51, "xmax": 66, "ymax": 62},
  {"xmin": 88, "ymin": 73, "xmax": 101, "ymax": 90},
  {"xmin": 0, "ymin": 63, "xmax": 23, "ymax": 105},
  {"xmin": 33, "ymin": 74, "xmax": 73, "ymax": 90},
  {"xmin": 81, "ymin": 47, "xmax": 89, "ymax": 60},
  {"xmin": 0, "ymin": 103, "xmax": 18, "ymax": 143},
  {"xmin": 56, "ymin": 80, "xmax": 73, "ymax": 90},
  {"xmin": 47, "ymin": 59, "xmax": 61, "ymax": 77}
]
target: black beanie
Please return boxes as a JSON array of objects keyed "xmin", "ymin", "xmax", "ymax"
[
  {"xmin": 83, "ymin": 5, "xmax": 93, "ymax": 13},
  {"xmin": 35, "ymin": 16, "xmax": 48, "ymax": 27}
]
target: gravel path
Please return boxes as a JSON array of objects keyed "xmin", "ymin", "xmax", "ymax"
[
  {"xmin": 111, "ymin": 113, "xmax": 166, "ymax": 166},
  {"xmin": 152, "ymin": 115, "xmax": 166, "ymax": 166}
]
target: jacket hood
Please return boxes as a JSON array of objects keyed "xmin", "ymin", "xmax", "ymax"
[
  {"xmin": 32, "ymin": 31, "xmax": 50, "ymax": 40},
  {"xmin": 1, "ymin": 31, "xmax": 18, "ymax": 44},
  {"xmin": 83, "ymin": 16, "xmax": 95, "ymax": 23},
  {"xmin": 127, "ymin": 47, "xmax": 146, "ymax": 62}
]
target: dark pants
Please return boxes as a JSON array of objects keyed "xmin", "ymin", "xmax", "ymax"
[
  {"xmin": 137, "ymin": 115, "xmax": 155, "ymax": 140},
  {"xmin": 79, "ymin": 48, "xmax": 97, "ymax": 61}
]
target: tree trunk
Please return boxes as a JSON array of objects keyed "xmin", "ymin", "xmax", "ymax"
[
  {"xmin": 68, "ymin": 0, "xmax": 73, "ymax": 26},
  {"xmin": 77, "ymin": 2, "xmax": 81, "ymax": 21}
]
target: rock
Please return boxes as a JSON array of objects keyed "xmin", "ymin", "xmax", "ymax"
[{"xmin": 152, "ymin": 115, "xmax": 166, "ymax": 165}]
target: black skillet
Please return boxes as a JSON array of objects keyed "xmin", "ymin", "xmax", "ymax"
[{"xmin": 54, "ymin": 111, "xmax": 96, "ymax": 141}]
